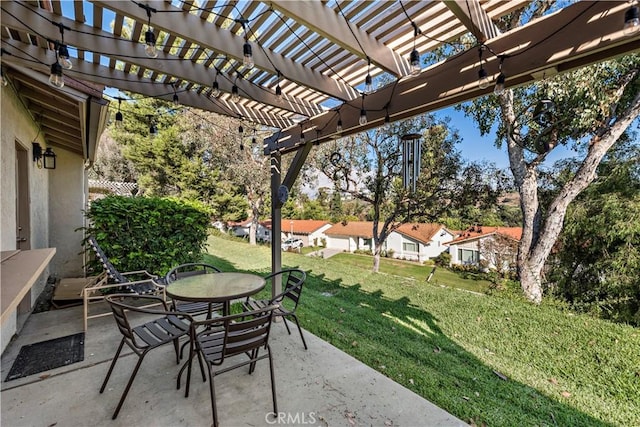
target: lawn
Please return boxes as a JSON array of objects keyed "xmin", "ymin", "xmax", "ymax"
[{"xmin": 204, "ymin": 235, "xmax": 640, "ymax": 427}]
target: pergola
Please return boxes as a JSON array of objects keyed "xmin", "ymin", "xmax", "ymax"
[{"xmin": 2, "ymin": 0, "xmax": 639, "ymax": 278}]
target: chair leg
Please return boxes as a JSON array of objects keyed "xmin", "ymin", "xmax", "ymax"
[
  {"xmin": 281, "ymin": 315, "xmax": 292, "ymax": 335},
  {"xmin": 111, "ymin": 351, "xmax": 148, "ymax": 419},
  {"xmin": 172, "ymin": 337, "xmax": 181, "ymax": 364},
  {"xmin": 290, "ymin": 314, "xmax": 308, "ymax": 350},
  {"xmin": 267, "ymin": 345, "xmax": 278, "ymax": 415},
  {"xmin": 208, "ymin": 367, "xmax": 219, "ymax": 427},
  {"xmin": 100, "ymin": 339, "xmax": 125, "ymax": 393}
]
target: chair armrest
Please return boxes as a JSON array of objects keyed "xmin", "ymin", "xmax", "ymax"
[
  {"xmin": 120, "ymin": 270, "xmax": 158, "ymax": 279},
  {"xmin": 106, "ymin": 294, "xmax": 192, "ymax": 319},
  {"xmin": 192, "ymin": 304, "xmax": 279, "ymax": 329}
]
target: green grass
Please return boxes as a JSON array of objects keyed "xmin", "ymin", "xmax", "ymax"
[{"xmin": 204, "ymin": 235, "xmax": 640, "ymax": 426}]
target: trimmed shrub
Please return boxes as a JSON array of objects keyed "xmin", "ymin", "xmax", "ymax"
[{"xmin": 85, "ymin": 195, "xmax": 211, "ymax": 276}]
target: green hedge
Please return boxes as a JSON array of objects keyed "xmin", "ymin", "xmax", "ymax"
[{"xmin": 85, "ymin": 195, "xmax": 210, "ymax": 276}]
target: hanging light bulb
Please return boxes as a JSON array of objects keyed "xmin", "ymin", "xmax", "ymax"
[
  {"xmin": 478, "ymin": 68, "xmax": 490, "ymax": 89},
  {"xmin": 172, "ymin": 83, "xmax": 179, "ymax": 106},
  {"xmin": 211, "ymin": 80, "xmax": 221, "ymax": 98},
  {"xmin": 409, "ymin": 49, "xmax": 420, "ymax": 76},
  {"xmin": 409, "ymin": 22, "xmax": 421, "ymax": 76},
  {"xmin": 364, "ymin": 73, "xmax": 373, "ymax": 94},
  {"xmin": 58, "ymin": 44, "xmax": 72, "ymax": 70},
  {"xmin": 384, "ymin": 110, "xmax": 390, "ymax": 124},
  {"xmin": 300, "ymin": 128, "xmax": 306, "ymax": 144},
  {"xmin": 231, "ymin": 84, "xmax": 240, "ymax": 102},
  {"xmin": 149, "ymin": 122, "xmax": 157, "ymax": 137},
  {"xmin": 336, "ymin": 118, "xmax": 343, "ymax": 133},
  {"xmin": 494, "ymin": 73, "xmax": 506, "ymax": 95},
  {"xmin": 144, "ymin": 29, "xmax": 158, "ymax": 58},
  {"xmin": 49, "ymin": 61, "xmax": 64, "ymax": 88},
  {"xmin": 243, "ymin": 41, "xmax": 254, "ymax": 69},
  {"xmin": 624, "ymin": 5, "xmax": 640, "ymax": 36},
  {"xmin": 239, "ymin": 125, "xmax": 244, "ymax": 134},
  {"xmin": 252, "ymin": 136, "xmax": 257, "ymax": 145},
  {"xmin": 115, "ymin": 99, "xmax": 123, "ymax": 128},
  {"xmin": 275, "ymin": 71, "xmax": 283, "ymax": 99},
  {"xmin": 359, "ymin": 108, "xmax": 367, "ymax": 125}
]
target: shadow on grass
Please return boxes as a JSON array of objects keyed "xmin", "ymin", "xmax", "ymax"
[
  {"xmin": 296, "ymin": 271, "xmax": 609, "ymax": 427},
  {"xmin": 198, "ymin": 250, "xmax": 609, "ymax": 426}
]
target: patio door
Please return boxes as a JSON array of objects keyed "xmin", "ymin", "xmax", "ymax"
[{"xmin": 15, "ymin": 142, "xmax": 31, "ymax": 250}]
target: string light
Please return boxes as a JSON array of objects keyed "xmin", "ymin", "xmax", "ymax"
[
  {"xmin": 172, "ymin": 82, "xmax": 179, "ymax": 105},
  {"xmin": 299, "ymin": 124, "xmax": 306, "ymax": 144},
  {"xmin": 409, "ymin": 22, "xmax": 421, "ymax": 76},
  {"xmin": 210, "ymin": 69, "xmax": 221, "ymax": 98},
  {"xmin": 624, "ymin": 3, "xmax": 640, "ymax": 36},
  {"xmin": 364, "ymin": 57, "xmax": 373, "ymax": 93},
  {"xmin": 1, "ymin": 68, "xmax": 8, "ymax": 87},
  {"xmin": 148, "ymin": 115, "xmax": 157, "ymax": 137},
  {"xmin": 231, "ymin": 84, "xmax": 240, "ymax": 102},
  {"xmin": 477, "ymin": 47, "xmax": 490, "ymax": 89},
  {"xmin": 494, "ymin": 56, "xmax": 506, "ymax": 95},
  {"xmin": 49, "ymin": 61, "xmax": 64, "ymax": 88},
  {"xmin": 239, "ymin": 19, "xmax": 254, "ymax": 69},
  {"xmin": 55, "ymin": 24, "xmax": 72, "ymax": 70},
  {"xmin": 275, "ymin": 71, "xmax": 283, "ymax": 99},
  {"xmin": 115, "ymin": 98, "xmax": 123, "ymax": 127},
  {"xmin": 359, "ymin": 95, "xmax": 367, "ymax": 125},
  {"xmin": 140, "ymin": 4, "xmax": 158, "ymax": 59}
]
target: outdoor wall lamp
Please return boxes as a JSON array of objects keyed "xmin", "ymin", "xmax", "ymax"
[{"xmin": 32, "ymin": 142, "xmax": 57, "ymax": 169}]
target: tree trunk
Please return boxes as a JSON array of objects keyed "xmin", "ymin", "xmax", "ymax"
[{"xmin": 372, "ymin": 242, "xmax": 382, "ymax": 273}]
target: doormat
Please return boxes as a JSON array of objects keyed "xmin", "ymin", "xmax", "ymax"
[{"xmin": 5, "ymin": 333, "xmax": 84, "ymax": 381}]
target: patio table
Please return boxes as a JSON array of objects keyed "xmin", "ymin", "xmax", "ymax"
[{"xmin": 166, "ymin": 272, "xmax": 266, "ymax": 316}]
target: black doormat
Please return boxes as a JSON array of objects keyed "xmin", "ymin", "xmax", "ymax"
[{"xmin": 5, "ymin": 332, "xmax": 84, "ymax": 381}]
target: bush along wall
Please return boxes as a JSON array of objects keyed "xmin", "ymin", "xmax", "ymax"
[{"xmin": 85, "ymin": 195, "xmax": 211, "ymax": 276}]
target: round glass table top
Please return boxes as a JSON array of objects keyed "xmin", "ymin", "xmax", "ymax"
[{"xmin": 166, "ymin": 272, "xmax": 266, "ymax": 302}]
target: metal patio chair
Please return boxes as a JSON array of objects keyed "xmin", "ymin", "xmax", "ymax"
[
  {"xmin": 100, "ymin": 294, "xmax": 192, "ymax": 419},
  {"xmin": 178, "ymin": 305, "xmax": 279, "ymax": 427},
  {"xmin": 82, "ymin": 236, "xmax": 166, "ymax": 331},
  {"xmin": 243, "ymin": 268, "xmax": 308, "ymax": 349},
  {"xmin": 165, "ymin": 263, "xmax": 223, "ymax": 318}
]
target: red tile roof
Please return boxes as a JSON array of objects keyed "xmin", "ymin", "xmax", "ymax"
[
  {"xmin": 284, "ymin": 219, "xmax": 332, "ymax": 235},
  {"xmin": 447, "ymin": 226, "xmax": 523, "ymax": 244},
  {"xmin": 324, "ymin": 221, "xmax": 374, "ymax": 238},
  {"xmin": 396, "ymin": 223, "xmax": 446, "ymax": 244}
]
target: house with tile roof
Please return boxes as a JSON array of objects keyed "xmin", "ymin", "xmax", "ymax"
[
  {"xmin": 447, "ymin": 226, "xmax": 522, "ymax": 270},
  {"xmin": 229, "ymin": 219, "xmax": 273, "ymax": 242},
  {"xmin": 324, "ymin": 221, "xmax": 454, "ymax": 262},
  {"xmin": 285, "ymin": 220, "xmax": 333, "ymax": 247}
]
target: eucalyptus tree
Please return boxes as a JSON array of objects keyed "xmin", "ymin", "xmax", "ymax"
[
  {"xmin": 458, "ymin": 5, "xmax": 640, "ymax": 303},
  {"xmin": 315, "ymin": 115, "xmax": 506, "ymax": 272}
]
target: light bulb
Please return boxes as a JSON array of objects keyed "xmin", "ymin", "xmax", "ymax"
[
  {"xmin": 336, "ymin": 119, "xmax": 343, "ymax": 133},
  {"xmin": 211, "ymin": 81, "xmax": 221, "ymax": 98},
  {"xmin": 173, "ymin": 93, "xmax": 179, "ymax": 105},
  {"xmin": 275, "ymin": 84, "xmax": 282, "ymax": 99},
  {"xmin": 359, "ymin": 109, "xmax": 367, "ymax": 125},
  {"xmin": 115, "ymin": 111, "xmax": 123, "ymax": 127},
  {"xmin": 58, "ymin": 44, "xmax": 72, "ymax": 70},
  {"xmin": 494, "ymin": 73, "xmax": 506, "ymax": 95},
  {"xmin": 624, "ymin": 6, "xmax": 640, "ymax": 36},
  {"xmin": 478, "ymin": 68, "xmax": 490, "ymax": 89},
  {"xmin": 1, "ymin": 70, "xmax": 8, "ymax": 87},
  {"xmin": 364, "ymin": 74, "xmax": 373, "ymax": 93},
  {"xmin": 409, "ymin": 49, "xmax": 420, "ymax": 76},
  {"xmin": 149, "ymin": 123, "xmax": 157, "ymax": 137},
  {"xmin": 48, "ymin": 62, "xmax": 64, "ymax": 88},
  {"xmin": 231, "ymin": 85, "xmax": 240, "ymax": 102},
  {"xmin": 243, "ymin": 42, "xmax": 254, "ymax": 69},
  {"xmin": 300, "ymin": 131, "xmax": 305, "ymax": 144},
  {"xmin": 144, "ymin": 29, "xmax": 158, "ymax": 58}
]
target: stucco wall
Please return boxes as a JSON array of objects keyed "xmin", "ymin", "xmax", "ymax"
[{"xmin": 49, "ymin": 148, "xmax": 86, "ymax": 277}]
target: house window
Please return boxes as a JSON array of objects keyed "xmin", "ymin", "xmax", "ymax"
[
  {"xmin": 403, "ymin": 241, "xmax": 418, "ymax": 252},
  {"xmin": 363, "ymin": 238, "xmax": 372, "ymax": 248},
  {"xmin": 458, "ymin": 249, "xmax": 479, "ymax": 264}
]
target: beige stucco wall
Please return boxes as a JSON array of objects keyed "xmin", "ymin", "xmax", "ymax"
[{"xmin": 49, "ymin": 149, "xmax": 87, "ymax": 277}]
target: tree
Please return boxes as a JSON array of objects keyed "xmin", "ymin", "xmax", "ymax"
[
  {"xmin": 457, "ymin": 4, "xmax": 640, "ymax": 303},
  {"xmin": 315, "ymin": 115, "xmax": 506, "ymax": 272},
  {"xmin": 548, "ymin": 142, "xmax": 640, "ymax": 324}
]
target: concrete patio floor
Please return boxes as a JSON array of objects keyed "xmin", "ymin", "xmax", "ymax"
[{"xmin": 1, "ymin": 304, "xmax": 466, "ymax": 427}]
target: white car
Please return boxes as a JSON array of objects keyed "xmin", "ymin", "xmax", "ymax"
[{"xmin": 281, "ymin": 238, "xmax": 303, "ymax": 251}]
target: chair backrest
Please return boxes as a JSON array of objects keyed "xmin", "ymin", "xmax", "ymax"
[
  {"xmin": 266, "ymin": 269, "xmax": 306, "ymax": 311},
  {"xmin": 88, "ymin": 236, "xmax": 128, "ymax": 284},
  {"xmin": 202, "ymin": 305, "xmax": 276, "ymax": 366},
  {"xmin": 104, "ymin": 294, "xmax": 139, "ymax": 344},
  {"xmin": 105, "ymin": 294, "xmax": 172, "ymax": 349},
  {"xmin": 165, "ymin": 263, "xmax": 221, "ymax": 284}
]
